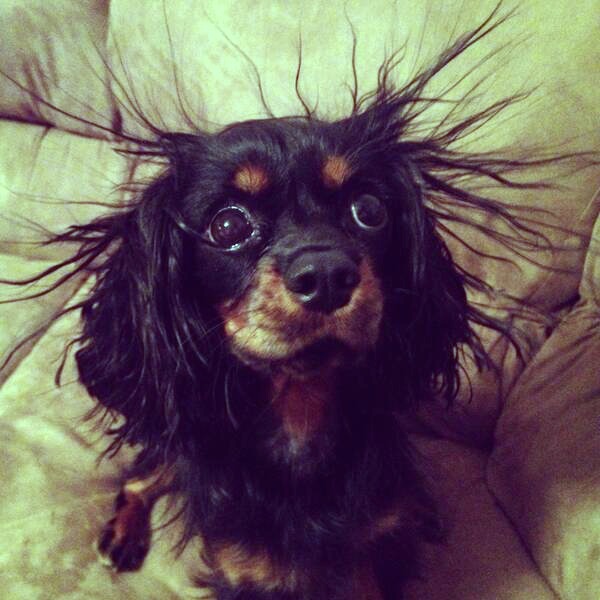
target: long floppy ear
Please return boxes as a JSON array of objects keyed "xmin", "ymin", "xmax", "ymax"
[
  {"xmin": 378, "ymin": 166, "xmax": 476, "ymax": 408},
  {"xmin": 74, "ymin": 151, "xmax": 216, "ymax": 455}
]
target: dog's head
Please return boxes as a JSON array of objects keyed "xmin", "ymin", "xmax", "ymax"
[
  {"xmin": 74, "ymin": 104, "xmax": 477, "ymax": 452},
  {"xmin": 173, "ymin": 117, "xmax": 418, "ymax": 378}
]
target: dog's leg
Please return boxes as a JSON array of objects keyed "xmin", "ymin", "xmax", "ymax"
[{"xmin": 97, "ymin": 466, "xmax": 174, "ymax": 571}]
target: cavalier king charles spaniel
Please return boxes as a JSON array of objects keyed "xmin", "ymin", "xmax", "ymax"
[{"xmin": 1, "ymin": 6, "xmax": 571, "ymax": 600}]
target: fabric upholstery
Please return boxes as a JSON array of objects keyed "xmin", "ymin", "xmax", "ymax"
[{"xmin": 489, "ymin": 210, "xmax": 600, "ymax": 600}]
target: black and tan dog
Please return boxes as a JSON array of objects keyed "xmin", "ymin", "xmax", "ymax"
[{"xmin": 1, "ymin": 7, "xmax": 572, "ymax": 600}]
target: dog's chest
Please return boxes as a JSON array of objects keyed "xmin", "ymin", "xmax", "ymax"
[
  {"xmin": 271, "ymin": 374, "xmax": 333, "ymax": 446},
  {"xmin": 263, "ymin": 373, "xmax": 342, "ymax": 473}
]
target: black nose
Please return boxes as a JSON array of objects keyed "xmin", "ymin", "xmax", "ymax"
[{"xmin": 284, "ymin": 249, "xmax": 361, "ymax": 313}]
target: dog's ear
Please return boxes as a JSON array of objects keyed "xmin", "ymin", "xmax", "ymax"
[
  {"xmin": 75, "ymin": 164, "xmax": 214, "ymax": 452},
  {"xmin": 380, "ymin": 167, "xmax": 474, "ymax": 407},
  {"xmin": 407, "ymin": 217, "xmax": 472, "ymax": 403}
]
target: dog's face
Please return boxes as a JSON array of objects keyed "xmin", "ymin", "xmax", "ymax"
[
  {"xmin": 171, "ymin": 118, "xmax": 418, "ymax": 380},
  {"xmin": 75, "ymin": 95, "xmax": 479, "ymax": 451}
]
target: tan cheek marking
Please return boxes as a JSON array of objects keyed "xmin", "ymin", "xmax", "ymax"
[
  {"xmin": 257, "ymin": 264, "xmax": 306, "ymax": 322},
  {"xmin": 219, "ymin": 295, "xmax": 251, "ymax": 338},
  {"xmin": 322, "ymin": 155, "xmax": 352, "ymax": 189},
  {"xmin": 233, "ymin": 164, "xmax": 269, "ymax": 195},
  {"xmin": 214, "ymin": 544, "xmax": 299, "ymax": 592},
  {"xmin": 246, "ymin": 263, "xmax": 326, "ymax": 354}
]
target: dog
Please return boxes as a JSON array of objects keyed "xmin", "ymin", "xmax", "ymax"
[{"xmin": 1, "ymin": 7, "xmax": 568, "ymax": 600}]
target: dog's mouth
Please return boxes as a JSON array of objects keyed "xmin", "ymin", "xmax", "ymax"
[
  {"xmin": 234, "ymin": 337, "xmax": 355, "ymax": 378},
  {"xmin": 285, "ymin": 337, "xmax": 349, "ymax": 370}
]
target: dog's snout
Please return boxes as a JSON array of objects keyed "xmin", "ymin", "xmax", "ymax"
[{"xmin": 284, "ymin": 250, "xmax": 361, "ymax": 313}]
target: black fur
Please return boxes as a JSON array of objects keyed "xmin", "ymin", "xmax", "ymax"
[{"xmin": 0, "ymin": 5, "xmax": 593, "ymax": 599}]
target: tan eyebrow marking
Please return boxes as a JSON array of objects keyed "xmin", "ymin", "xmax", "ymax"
[
  {"xmin": 322, "ymin": 155, "xmax": 352, "ymax": 189},
  {"xmin": 233, "ymin": 164, "xmax": 269, "ymax": 195}
]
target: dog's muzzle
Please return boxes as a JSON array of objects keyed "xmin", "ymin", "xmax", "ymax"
[{"xmin": 219, "ymin": 240, "xmax": 383, "ymax": 374}]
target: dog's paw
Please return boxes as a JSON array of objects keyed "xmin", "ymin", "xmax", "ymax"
[{"xmin": 96, "ymin": 491, "xmax": 152, "ymax": 571}]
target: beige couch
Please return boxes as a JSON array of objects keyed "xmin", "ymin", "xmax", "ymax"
[{"xmin": 1, "ymin": 1, "xmax": 599, "ymax": 599}]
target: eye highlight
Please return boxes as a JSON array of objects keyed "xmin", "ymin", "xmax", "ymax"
[
  {"xmin": 350, "ymin": 194, "xmax": 388, "ymax": 230},
  {"xmin": 208, "ymin": 206, "xmax": 255, "ymax": 250}
]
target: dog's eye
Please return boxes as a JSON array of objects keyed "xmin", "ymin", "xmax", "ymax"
[
  {"xmin": 350, "ymin": 194, "xmax": 387, "ymax": 230},
  {"xmin": 209, "ymin": 206, "xmax": 254, "ymax": 249}
]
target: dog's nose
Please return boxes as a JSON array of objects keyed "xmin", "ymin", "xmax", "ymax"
[{"xmin": 284, "ymin": 250, "xmax": 361, "ymax": 313}]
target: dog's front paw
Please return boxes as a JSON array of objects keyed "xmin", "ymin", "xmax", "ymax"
[{"xmin": 96, "ymin": 491, "xmax": 152, "ymax": 571}]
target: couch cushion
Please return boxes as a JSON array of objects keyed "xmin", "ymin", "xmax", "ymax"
[
  {"xmin": 488, "ymin": 212, "xmax": 600, "ymax": 600},
  {"xmin": 0, "ymin": 121, "xmax": 130, "ymax": 258},
  {"xmin": 0, "ymin": 120, "xmax": 135, "ymax": 380},
  {"xmin": 0, "ymin": 0, "xmax": 114, "ymax": 139},
  {"xmin": 404, "ymin": 437, "xmax": 557, "ymax": 600}
]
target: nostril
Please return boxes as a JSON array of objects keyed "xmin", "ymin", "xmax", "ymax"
[
  {"xmin": 291, "ymin": 269, "xmax": 319, "ymax": 297},
  {"xmin": 333, "ymin": 266, "xmax": 360, "ymax": 293}
]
